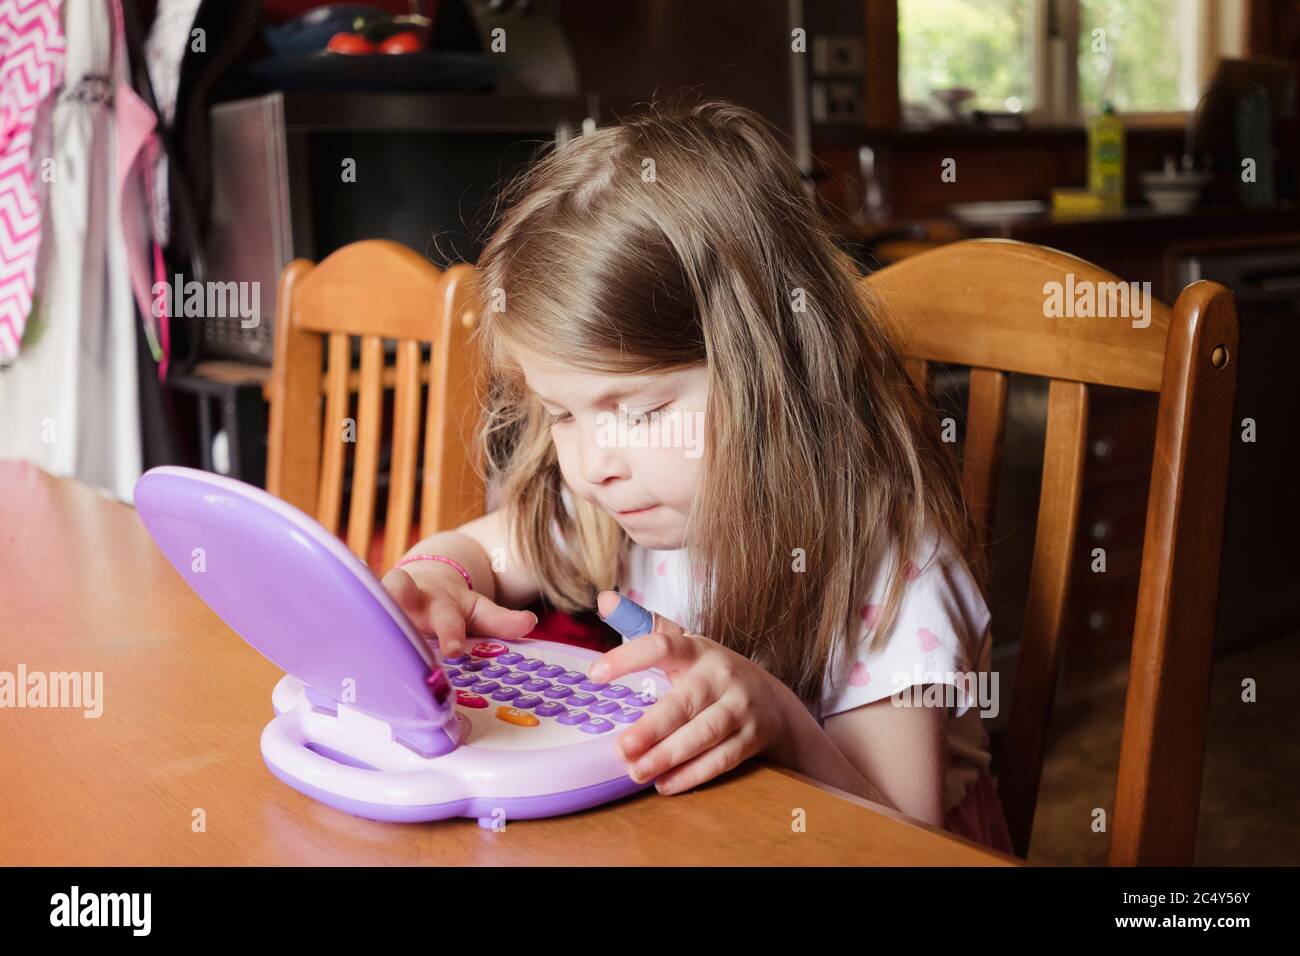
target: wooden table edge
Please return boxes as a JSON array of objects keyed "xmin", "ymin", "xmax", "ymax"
[{"xmin": 761, "ymin": 761, "xmax": 1026, "ymax": 865}]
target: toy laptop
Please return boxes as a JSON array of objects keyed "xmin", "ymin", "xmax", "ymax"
[{"xmin": 134, "ymin": 466, "xmax": 669, "ymax": 826}]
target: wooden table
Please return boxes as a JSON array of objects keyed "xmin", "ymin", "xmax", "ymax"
[{"xmin": 0, "ymin": 461, "xmax": 1019, "ymax": 866}]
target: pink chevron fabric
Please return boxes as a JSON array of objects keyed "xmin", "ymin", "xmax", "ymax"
[{"xmin": 0, "ymin": 0, "xmax": 65, "ymax": 362}]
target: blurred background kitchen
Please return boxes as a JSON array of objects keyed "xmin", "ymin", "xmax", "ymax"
[{"xmin": 1, "ymin": 0, "xmax": 1296, "ymax": 865}]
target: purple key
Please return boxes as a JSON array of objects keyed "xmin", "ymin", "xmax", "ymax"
[
  {"xmin": 498, "ymin": 652, "xmax": 524, "ymax": 665},
  {"xmin": 601, "ymin": 684, "xmax": 632, "ymax": 699},
  {"xmin": 513, "ymin": 694, "xmax": 542, "ymax": 709},
  {"xmin": 522, "ymin": 679, "xmax": 550, "ymax": 694},
  {"xmin": 557, "ymin": 710, "xmax": 589, "ymax": 726},
  {"xmin": 443, "ymin": 667, "xmax": 461, "ymax": 679},
  {"xmin": 462, "ymin": 660, "xmax": 489, "ymax": 672},
  {"xmin": 471, "ymin": 680, "xmax": 500, "ymax": 695},
  {"xmin": 491, "ymin": 686, "xmax": 522, "ymax": 701},
  {"xmin": 536, "ymin": 664, "xmax": 564, "ymax": 678},
  {"xmin": 442, "ymin": 655, "xmax": 469, "ymax": 666},
  {"xmin": 544, "ymin": 685, "xmax": 574, "ymax": 699},
  {"xmin": 610, "ymin": 706, "xmax": 643, "ymax": 723},
  {"xmin": 535, "ymin": 701, "xmax": 566, "ymax": 718},
  {"xmin": 516, "ymin": 658, "xmax": 544, "ymax": 672},
  {"xmin": 580, "ymin": 718, "xmax": 614, "ymax": 734},
  {"xmin": 588, "ymin": 699, "xmax": 620, "ymax": 715},
  {"xmin": 625, "ymin": 692, "xmax": 657, "ymax": 707},
  {"xmin": 566, "ymin": 692, "xmax": 597, "ymax": 707},
  {"xmin": 451, "ymin": 673, "xmax": 479, "ymax": 688},
  {"xmin": 481, "ymin": 664, "xmax": 509, "ymax": 679},
  {"xmin": 501, "ymin": 672, "xmax": 529, "ymax": 685},
  {"xmin": 555, "ymin": 670, "xmax": 586, "ymax": 685},
  {"xmin": 579, "ymin": 680, "xmax": 609, "ymax": 693}
]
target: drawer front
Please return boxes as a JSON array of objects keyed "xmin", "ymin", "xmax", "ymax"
[
  {"xmin": 1063, "ymin": 571, "xmax": 1141, "ymax": 681},
  {"xmin": 1074, "ymin": 478, "xmax": 1150, "ymax": 573},
  {"xmin": 1084, "ymin": 387, "xmax": 1158, "ymax": 489}
]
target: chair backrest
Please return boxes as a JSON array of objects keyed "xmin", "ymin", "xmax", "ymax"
[
  {"xmin": 266, "ymin": 240, "xmax": 486, "ymax": 571},
  {"xmin": 863, "ymin": 239, "xmax": 1239, "ymax": 865}
]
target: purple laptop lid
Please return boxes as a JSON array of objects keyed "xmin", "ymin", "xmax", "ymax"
[{"xmin": 134, "ymin": 466, "xmax": 456, "ymax": 757}]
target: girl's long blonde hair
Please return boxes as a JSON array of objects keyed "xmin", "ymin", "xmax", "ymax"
[{"xmin": 470, "ymin": 96, "xmax": 979, "ymax": 703}]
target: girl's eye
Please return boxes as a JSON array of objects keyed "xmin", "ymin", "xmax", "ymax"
[
  {"xmin": 622, "ymin": 403, "xmax": 669, "ymax": 426},
  {"xmin": 546, "ymin": 402, "xmax": 670, "ymax": 426}
]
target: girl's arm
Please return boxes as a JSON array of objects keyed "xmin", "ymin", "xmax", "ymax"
[
  {"xmin": 396, "ymin": 507, "xmax": 543, "ymax": 609},
  {"xmin": 795, "ymin": 694, "xmax": 947, "ymax": 828},
  {"xmin": 761, "ymin": 686, "xmax": 896, "ymax": 809},
  {"xmin": 592, "ymin": 595, "xmax": 945, "ymax": 826}
]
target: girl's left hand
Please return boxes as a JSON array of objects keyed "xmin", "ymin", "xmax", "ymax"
[{"xmin": 590, "ymin": 591, "xmax": 793, "ymax": 795}]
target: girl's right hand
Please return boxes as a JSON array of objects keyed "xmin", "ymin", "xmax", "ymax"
[{"xmin": 381, "ymin": 564, "xmax": 538, "ymax": 659}]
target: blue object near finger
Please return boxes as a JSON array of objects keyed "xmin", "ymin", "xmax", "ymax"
[{"xmin": 601, "ymin": 593, "xmax": 655, "ymax": 639}]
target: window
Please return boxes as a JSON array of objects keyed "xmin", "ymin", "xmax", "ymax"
[
  {"xmin": 1077, "ymin": 0, "xmax": 1200, "ymax": 112},
  {"xmin": 898, "ymin": 0, "xmax": 1239, "ymax": 124},
  {"xmin": 899, "ymin": 0, "xmax": 1037, "ymax": 113}
]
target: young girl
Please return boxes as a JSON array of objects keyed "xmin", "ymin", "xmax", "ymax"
[{"xmin": 381, "ymin": 98, "xmax": 1014, "ymax": 854}]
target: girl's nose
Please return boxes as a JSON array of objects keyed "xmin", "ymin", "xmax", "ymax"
[{"xmin": 576, "ymin": 426, "xmax": 630, "ymax": 486}]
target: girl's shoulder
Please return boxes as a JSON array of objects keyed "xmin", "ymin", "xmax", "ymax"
[{"xmin": 820, "ymin": 522, "xmax": 991, "ymax": 720}]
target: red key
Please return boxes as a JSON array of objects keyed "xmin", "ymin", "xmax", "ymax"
[
  {"xmin": 470, "ymin": 641, "xmax": 508, "ymax": 658},
  {"xmin": 456, "ymin": 691, "xmax": 488, "ymax": 708}
]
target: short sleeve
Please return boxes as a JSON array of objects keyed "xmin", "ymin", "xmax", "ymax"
[{"xmin": 820, "ymin": 529, "xmax": 992, "ymax": 721}]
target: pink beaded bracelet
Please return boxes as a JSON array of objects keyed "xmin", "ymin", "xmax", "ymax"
[{"xmin": 392, "ymin": 553, "xmax": 474, "ymax": 591}]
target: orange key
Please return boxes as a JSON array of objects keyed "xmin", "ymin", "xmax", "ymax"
[{"xmin": 495, "ymin": 706, "xmax": 539, "ymax": 727}]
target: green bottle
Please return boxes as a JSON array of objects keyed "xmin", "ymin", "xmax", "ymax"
[{"xmin": 1088, "ymin": 103, "xmax": 1125, "ymax": 212}]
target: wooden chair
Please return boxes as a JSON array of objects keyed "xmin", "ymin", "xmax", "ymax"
[
  {"xmin": 863, "ymin": 238, "xmax": 1239, "ymax": 866},
  {"xmin": 266, "ymin": 239, "xmax": 487, "ymax": 571}
]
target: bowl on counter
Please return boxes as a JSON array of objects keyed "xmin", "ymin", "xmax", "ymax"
[
  {"xmin": 1140, "ymin": 158, "xmax": 1211, "ymax": 214},
  {"xmin": 930, "ymin": 87, "xmax": 977, "ymax": 123}
]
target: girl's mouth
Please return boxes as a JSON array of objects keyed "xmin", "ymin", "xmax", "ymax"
[{"xmin": 616, "ymin": 505, "xmax": 658, "ymax": 517}]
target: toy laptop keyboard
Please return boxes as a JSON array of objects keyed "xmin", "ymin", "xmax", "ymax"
[
  {"xmin": 437, "ymin": 643, "xmax": 660, "ymax": 739},
  {"xmin": 134, "ymin": 466, "xmax": 669, "ymax": 826}
]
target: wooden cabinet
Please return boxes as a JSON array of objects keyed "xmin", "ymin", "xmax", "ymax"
[
  {"xmin": 1060, "ymin": 387, "xmax": 1158, "ymax": 686},
  {"xmin": 974, "ymin": 376, "xmax": 1159, "ymax": 697}
]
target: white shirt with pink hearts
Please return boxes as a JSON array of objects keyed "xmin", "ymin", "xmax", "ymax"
[{"xmin": 617, "ymin": 525, "xmax": 995, "ymax": 817}]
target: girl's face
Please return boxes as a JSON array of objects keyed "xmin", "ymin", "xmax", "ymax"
[{"xmin": 515, "ymin": 353, "xmax": 709, "ymax": 550}]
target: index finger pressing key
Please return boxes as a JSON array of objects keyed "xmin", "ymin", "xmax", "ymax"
[{"xmin": 590, "ymin": 631, "xmax": 685, "ymax": 684}]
